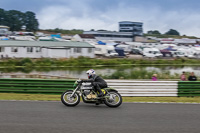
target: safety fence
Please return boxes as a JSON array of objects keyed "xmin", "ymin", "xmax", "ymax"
[
  {"xmin": 178, "ymin": 81, "xmax": 200, "ymax": 97},
  {"xmin": 0, "ymin": 78, "xmax": 75, "ymax": 94},
  {"xmin": 0, "ymin": 78, "xmax": 199, "ymax": 97},
  {"xmin": 106, "ymin": 80, "xmax": 178, "ymax": 97}
]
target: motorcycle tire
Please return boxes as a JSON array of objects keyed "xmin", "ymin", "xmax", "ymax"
[
  {"xmin": 104, "ymin": 91, "xmax": 122, "ymax": 108},
  {"xmin": 61, "ymin": 90, "xmax": 80, "ymax": 107}
]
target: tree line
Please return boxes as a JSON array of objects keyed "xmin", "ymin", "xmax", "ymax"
[
  {"xmin": 145, "ymin": 29, "xmax": 199, "ymax": 39},
  {"xmin": 147, "ymin": 29, "xmax": 180, "ymax": 36},
  {"xmin": 0, "ymin": 8, "xmax": 39, "ymax": 32},
  {"xmin": 42, "ymin": 28, "xmax": 84, "ymax": 35}
]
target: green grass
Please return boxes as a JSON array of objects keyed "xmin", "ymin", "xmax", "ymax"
[
  {"xmin": 1, "ymin": 57, "xmax": 200, "ymax": 68},
  {"xmin": 122, "ymin": 97, "xmax": 200, "ymax": 103},
  {"xmin": 101, "ymin": 69, "xmax": 181, "ymax": 79},
  {"xmin": 0, "ymin": 93, "xmax": 200, "ymax": 103},
  {"xmin": 0, "ymin": 93, "xmax": 60, "ymax": 101}
]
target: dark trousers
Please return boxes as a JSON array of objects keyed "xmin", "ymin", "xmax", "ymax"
[{"xmin": 92, "ymin": 82, "xmax": 107, "ymax": 92}]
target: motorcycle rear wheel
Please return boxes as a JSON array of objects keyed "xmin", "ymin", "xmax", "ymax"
[
  {"xmin": 61, "ymin": 90, "xmax": 80, "ymax": 106},
  {"xmin": 104, "ymin": 91, "xmax": 122, "ymax": 108}
]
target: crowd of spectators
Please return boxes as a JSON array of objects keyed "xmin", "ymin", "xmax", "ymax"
[
  {"xmin": 152, "ymin": 71, "xmax": 197, "ymax": 81},
  {"xmin": 180, "ymin": 71, "xmax": 197, "ymax": 81}
]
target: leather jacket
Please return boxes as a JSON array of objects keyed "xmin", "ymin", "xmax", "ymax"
[{"xmin": 82, "ymin": 74, "xmax": 107, "ymax": 87}]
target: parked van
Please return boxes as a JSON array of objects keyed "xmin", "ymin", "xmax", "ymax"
[
  {"xmin": 191, "ymin": 47, "xmax": 200, "ymax": 58},
  {"xmin": 178, "ymin": 48, "xmax": 195, "ymax": 58},
  {"xmin": 171, "ymin": 51, "xmax": 185, "ymax": 57},
  {"xmin": 143, "ymin": 48, "xmax": 163, "ymax": 58},
  {"xmin": 116, "ymin": 44, "xmax": 131, "ymax": 53},
  {"xmin": 94, "ymin": 44, "xmax": 118, "ymax": 57}
]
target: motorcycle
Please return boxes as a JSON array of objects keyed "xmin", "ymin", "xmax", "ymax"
[{"xmin": 61, "ymin": 80, "xmax": 122, "ymax": 107}]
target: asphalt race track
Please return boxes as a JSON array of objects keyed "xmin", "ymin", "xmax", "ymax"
[{"xmin": 0, "ymin": 101, "xmax": 200, "ymax": 133}]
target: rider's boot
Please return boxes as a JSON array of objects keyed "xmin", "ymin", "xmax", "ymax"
[{"xmin": 96, "ymin": 85, "xmax": 103, "ymax": 97}]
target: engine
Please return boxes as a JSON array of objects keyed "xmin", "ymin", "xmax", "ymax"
[
  {"xmin": 83, "ymin": 90, "xmax": 97, "ymax": 99},
  {"xmin": 83, "ymin": 90, "xmax": 91, "ymax": 95},
  {"xmin": 81, "ymin": 83, "xmax": 96, "ymax": 99}
]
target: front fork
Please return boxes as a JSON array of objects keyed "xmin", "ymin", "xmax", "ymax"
[{"xmin": 70, "ymin": 85, "xmax": 80, "ymax": 98}]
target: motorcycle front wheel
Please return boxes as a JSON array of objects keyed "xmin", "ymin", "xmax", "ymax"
[
  {"xmin": 104, "ymin": 91, "xmax": 122, "ymax": 108},
  {"xmin": 61, "ymin": 90, "xmax": 80, "ymax": 106}
]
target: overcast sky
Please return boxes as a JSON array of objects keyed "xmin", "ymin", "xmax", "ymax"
[{"xmin": 1, "ymin": 0, "xmax": 200, "ymax": 37}]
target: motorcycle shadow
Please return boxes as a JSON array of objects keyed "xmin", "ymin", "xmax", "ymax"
[{"xmin": 61, "ymin": 102, "xmax": 121, "ymax": 109}]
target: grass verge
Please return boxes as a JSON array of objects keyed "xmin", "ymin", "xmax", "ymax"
[{"xmin": 0, "ymin": 93, "xmax": 200, "ymax": 103}]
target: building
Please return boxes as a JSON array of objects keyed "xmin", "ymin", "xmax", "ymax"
[
  {"xmin": 119, "ymin": 21, "xmax": 143, "ymax": 36},
  {"xmin": 0, "ymin": 25, "xmax": 11, "ymax": 36},
  {"xmin": 0, "ymin": 41, "xmax": 95, "ymax": 58},
  {"xmin": 84, "ymin": 21, "xmax": 143, "ymax": 42},
  {"xmin": 84, "ymin": 31, "xmax": 134, "ymax": 42},
  {"xmin": 73, "ymin": 34, "xmax": 96, "ymax": 42}
]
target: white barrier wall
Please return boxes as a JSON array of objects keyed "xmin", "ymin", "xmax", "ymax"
[{"xmin": 106, "ymin": 80, "xmax": 178, "ymax": 97}]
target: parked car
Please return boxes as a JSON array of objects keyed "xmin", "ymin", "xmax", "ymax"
[{"xmin": 130, "ymin": 48, "xmax": 143, "ymax": 55}]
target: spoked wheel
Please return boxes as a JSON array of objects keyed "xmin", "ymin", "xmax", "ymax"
[
  {"xmin": 104, "ymin": 91, "xmax": 122, "ymax": 108},
  {"xmin": 61, "ymin": 90, "xmax": 80, "ymax": 106}
]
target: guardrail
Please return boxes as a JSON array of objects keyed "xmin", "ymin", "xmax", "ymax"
[
  {"xmin": 178, "ymin": 81, "xmax": 200, "ymax": 97},
  {"xmin": 0, "ymin": 78, "xmax": 199, "ymax": 97},
  {"xmin": 0, "ymin": 78, "xmax": 75, "ymax": 94},
  {"xmin": 0, "ymin": 73, "xmax": 72, "ymax": 79},
  {"xmin": 106, "ymin": 80, "xmax": 178, "ymax": 97}
]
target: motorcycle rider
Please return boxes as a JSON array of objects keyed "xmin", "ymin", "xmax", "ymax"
[{"xmin": 81, "ymin": 69, "xmax": 107, "ymax": 97}]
